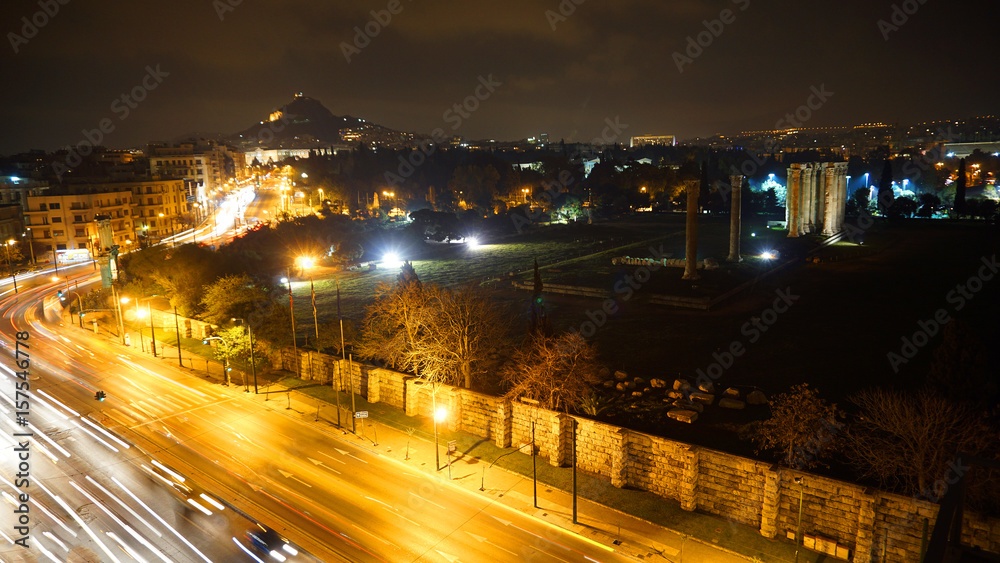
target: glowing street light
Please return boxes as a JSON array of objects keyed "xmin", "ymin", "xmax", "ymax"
[
  {"xmin": 761, "ymin": 251, "xmax": 776, "ymax": 260},
  {"xmin": 382, "ymin": 252, "xmax": 403, "ymax": 269},
  {"xmin": 434, "ymin": 407, "xmax": 448, "ymax": 471}
]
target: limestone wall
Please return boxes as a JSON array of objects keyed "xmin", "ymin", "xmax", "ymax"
[{"xmin": 272, "ymin": 348, "xmax": 1000, "ymax": 562}]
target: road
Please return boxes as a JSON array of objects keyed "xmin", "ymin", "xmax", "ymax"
[{"xmin": 0, "ymin": 267, "xmax": 639, "ymax": 562}]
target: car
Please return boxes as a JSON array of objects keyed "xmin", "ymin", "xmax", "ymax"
[{"xmin": 245, "ymin": 526, "xmax": 299, "ymax": 561}]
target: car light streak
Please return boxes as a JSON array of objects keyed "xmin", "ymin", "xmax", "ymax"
[
  {"xmin": 112, "ymin": 476, "xmax": 214, "ymax": 563},
  {"xmin": 70, "ymin": 479, "xmax": 173, "ymax": 563}
]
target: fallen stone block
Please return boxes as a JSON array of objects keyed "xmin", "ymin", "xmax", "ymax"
[
  {"xmin": 697, "ymin": 381, "xmax": 715, "ymax": 394},
  {"xmin": 673, "ymin": 378, "xmax": 690, "ymax": 391},
  {"xmin": 723, "ymin": 387, "xmax": 740, "ymax": 398},
  {"xmin": 673, "ymin": 400, "xmax": 703, "ymax": 413},
  {"xmin": 747, "ymin": 390, "xmax": 768, "ymax": 405},
  {"xmin": 690, "ymin": 392, "xmax": 715, "ymax": 405},
  {"xmin": 667, "ymin": 390, "xmax": 683, "ymax": 400},
  {"xmin": 614, "ymin": 370, "xmax": 628, "ymax": 380},
  {"xmin": 667, "ymin": 409, "xmax": 698, "ymax": 423},
  {"xmin": 719, "ymin": 398, "xmax": 745, "ymax": 410}
]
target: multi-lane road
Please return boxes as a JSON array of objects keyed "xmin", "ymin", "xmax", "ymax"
[{"xmin": 0, "ymin": 262, "xmax": 637, "ymax": 561}]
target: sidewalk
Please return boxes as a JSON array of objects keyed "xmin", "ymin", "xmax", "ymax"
[{"xmin": 97, "ymin": 319, "xmax": 823, "ymax": 563}]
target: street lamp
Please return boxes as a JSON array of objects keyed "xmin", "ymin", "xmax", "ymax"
[
  {"xmin": 4, "ymin": 239, "xmax": 17, "ymax": 293},
  {"xmin": 434, "ymin": 407, "xmax": 447, "ymax": 471},
  {"xmin": 296, "ymin": 256, "xmax": 319, "ymax": 345},
  {"xmin": 24, "ymin": 228, "xmax": 35, "ymax": 265},
  {"xmin": 203, "ymin": 336, "xmax": 233, "ymax": 386},
  {"xmin": 282, "ymin": 272, "xmax": 300, "ymax": 377},
  {"xmin": 794, "ymin": 476, "xmax": 804, "ymax": 562},
  {"xmin": 232, "ymin": 317, "xmax": 257, "ymax": 394}
]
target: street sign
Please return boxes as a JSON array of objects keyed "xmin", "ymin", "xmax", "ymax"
[
  {"xmin": 447, "ymin": 440, "xmax": 457, "ymax": 453},
  {"xmin": 354, "ymin": 411, "xmax": 368, "ymax": 419}
]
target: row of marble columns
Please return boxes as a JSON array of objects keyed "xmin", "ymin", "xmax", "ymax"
[{"xmin": 786, "ymin": 162, "xmax": 848, "ymax": 237}]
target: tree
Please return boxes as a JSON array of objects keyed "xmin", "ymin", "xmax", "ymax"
[
  {"xmin": 200, "ymin": 274, "xmax": 271, "ymax": 325},
  {"xmin": 356, "ymin": 263, "xmax": 429, "ymax": 372},
  {"xmin": 500, "ymin": 332, "xmax": 603, "ymax": 412},
  {"xmin": 846, "ymin": 187, "xmax": 870, "ymax": 216},
  {"xmin": 0, "ymin": 244, "xmax": 24, "ymax": 273},
  {"xmin": 955, "ymin": 158, "xmax": 967, "ymax": 215},
  {"xmin": 917, "ymin": 193, "xmax": 941, "ymax": 218},
  {"xmin": 892, "ymin": 196, "xmax": 918, "ymax": 217},
  {"xmin": 845, "ymin": 388, "xmax": 997, "ymax": 500},
  {"xmin": 316, "ymin": 318, "xmax": 359, "ymax": 355},
  {"xmin": 528, "ymin": 258, "xmax": 552, "ymax": 338},
  {"xmin": 877, "ymin": 159, "xmax": 894, "ymax": 216},
  {"xmin": 753, "ymin": 383, "xmax": 842, "ymax": 469},
  {"xmin": 407, "ymin": 284, "xmax": 512, "ymax": 389},
  {"xmin": 209, "ymin": 326, "xmax": 269, "ymax": 388}
]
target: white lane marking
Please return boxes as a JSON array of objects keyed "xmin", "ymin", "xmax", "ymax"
[
  {"xmin": 333, "ymin": 447, "xmax": 368, "ymax": 464},
  {"xmin": 410, "ymin": 492, "xmax": 446, "ymax": 511},
  {"xmin": 319, "ymin": 451, "xmax": 347, "ymax": 464},
  {"xmin": 278, "ymin": 469, "xmax": 312, "ymax": 488}
]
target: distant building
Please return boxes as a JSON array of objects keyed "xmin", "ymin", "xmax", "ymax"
[
  {"xmin": 24, "ymin": 179, "xmax": 187, "ymax": 263},
  {"xmin": 630, "ymin": 135, "xmax": 675, "ymax": 148},
  {"xmin": 942, "ymin": 141, "xmax": 1000, "ymax": 159},
  {"xmin": 244, "ymin": 146, "xmax": 345, "ymax": 167},
  {"xmin": 0, "ymin": 175, "xmax": 49, "ymax": 213},
  {"xmin": 0, "ymin": 204, "xmax": 25, "ymax": 245},
  {"xmin": 147, "ymin": 141, "xmax": 248, "ymax": 202}
]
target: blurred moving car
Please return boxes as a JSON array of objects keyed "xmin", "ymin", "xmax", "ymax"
[{"xmin": 245, "ymin": 525, "xmax": 299, "ymax": 561}]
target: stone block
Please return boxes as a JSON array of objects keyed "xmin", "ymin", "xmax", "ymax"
[
  {"xmin": 836, "ymin": 545, "xmax": 850, "ymax": 559},
  {"xmin": 719, "ymin": 398, "xmax": 745, "ymax": 410},
  {"xmin": 723, "ymin": 387, "xmax": 740, "ymax": 398},
  {"xmin": 673, "ymin": 400, "xmax": 703, "ymax": 413},
  {"xmin": 746, "ymin": 389, "xmax": 767, "ymax": 404},
  {"xmin": 650, "ymin": 378, "xmax": 666, "ymax": 388},
  {"xmin": 614, "ymin": 370, "xmax": 628, "ymax": 380},
  {"xmin": 667, "ymin": 390, "xmax": 683, "ymax": 400},
  {"xmin": 690, "ymin": 392, "xmax": 714, "ymax": 405},
  {"xmin": 667, "ymin": 409, "xmax": 698, "ymax": 423},
  {"xmin": 698, "ymin": 380, "xmax": 715, "ymax": 394},
  {"xmin": 803, "ymin": 534, "xmax": 816, "ymax": 549},
  {"xmin": 673, "ymin": 378, "xmax": 690, "ymax": 390}
]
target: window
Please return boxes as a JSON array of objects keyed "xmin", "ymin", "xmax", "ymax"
[
  {"xmin": 56, "ymin": 244, "xmax": 66, "ymax": 250},
  {"xmin": 147, "ymin": 197, "xmax": 154, "ymax": 205},
  {"xmin": 74, "ymin": 215, "xmax": 83, "ymax": 222},
  {"xmin": 49, "ymin": 203, "xmax": 60, "ymax": 209},
  {"xmin": 42, "ymin": 230, "xmax": 50, "ymax": 238},
  {"xmin": 52, "ymin": 217, "xmax": 62, "ymax": 223},
  {"xmin": 75, "ymin": 229, "xmax": 84, "ymax": 237},
  {"xmin": 38, "ymin": 203, "xmax": 47, "ymax": 211},
  {"xmin": 53, "ymin": 230, "xmax": 64, "ymax": 237},
  {"xmin": 80, "ymin": 242, "xmax": 88, "ymax": 249},
  {"xmin": 150, "ymin": 220, "xmax": 156, "ymax": 227}
]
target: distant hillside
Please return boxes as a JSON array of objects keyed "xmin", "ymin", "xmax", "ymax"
[{"xmin": 228, "ymin": 93, "xmax": 412, "ymax": 149}]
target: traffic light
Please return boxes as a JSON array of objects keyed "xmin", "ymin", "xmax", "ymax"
[
  {"xmin": 57, "ymin": 290, "xmax": 64, "ymax": 300},
  {"xmin": 95, "ymin": 391, "xmax": 106, "ymax": 401},
  {"xmin": 202, "ymin": 340, "xmax": 208, "ymax": 345}
]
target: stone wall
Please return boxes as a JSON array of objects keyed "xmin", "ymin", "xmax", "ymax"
[{"xmin": 273, "ymin": 348, "xmax": 1000, "ymax": 562}]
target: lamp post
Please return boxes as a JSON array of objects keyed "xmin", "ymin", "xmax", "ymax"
[
  {"xmin": 111, "ymin": 288, "xmax": 126, "ymax": 345},
  {"xmin": 297, "ymin": 257, "xmax": 319, "ymax": 345},
  {"xmin": 4, "ymin": 240, "xmax": 17, "ymax": 293},
  {"xmin": 434, "ymin": 407, "xmax": 447, "ymax": 472},
  {"xmin": 232, "ymin": 317, "xmax": 257, "ymax": 394},
  {"xmin": 794, "ymin": 476, "xmax": 804, "ymax": 563},
  {"xmin": 283, "ymin": 271, "xmax": 300, "ymax": 377},
  {"xmin": 25, "ymin": 228, "xmax": 35, "ymax": 265},
  {"xmin": 159, "ymin": 213, "xmax": 175, "ymax": 247},
  {"xmin": 203, "ymin": 336, "xmax": 232, "ymax": 386}
]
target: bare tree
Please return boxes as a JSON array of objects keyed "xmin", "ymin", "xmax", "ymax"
[
  {"xmin": 355, "ymin": 263, "xmax": 429, "ymax": 372},
  {"xmin": 845, "ymin": 388, "xmax": 997, "ymax": 498},
  {"xmin": 753, "ymin": 383, "xmax": 842, "ymax": 470},
  {"xmin": 500, "ymin": 332, "xmax": 602, "ymax": 412},
  {"xmin": 407, "ymin": 283, "xmax": 511, "ymax": 389}
]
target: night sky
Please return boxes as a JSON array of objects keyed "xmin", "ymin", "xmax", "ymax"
[{"xmin": 1, "ymin": 0, "xmax": 996, "ymax": 155}]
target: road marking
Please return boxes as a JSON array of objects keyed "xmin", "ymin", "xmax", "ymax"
[
  {"xmin": 410, "ymin": 492, "xmax": 446, "ymax": 510},
  {"xmin": 307, "ymin": 457, "xmax": 341, "ymax": 475},
  {"xmin": 333, "ymin": 447, "xmax": 368, "ymax": 464},
  {"xmin": 131, "ymin": 398, "xmax": 236, "ymax": 428},
  {"xmin": 435, "ymin": 550, "xmax": 459, "ymax": 562},
  {"xmin": 279, "ymin": 469, "xmax": 312, "ymax": 488},
  {"xmin": 319, "ymin": 451, "xmax": 346, "ymax": 464}
]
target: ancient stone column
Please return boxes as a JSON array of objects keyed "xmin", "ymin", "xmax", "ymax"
[
  {"xmin": 683, "ymin": 180, "xmax": 700, "ymax": 279},
  {"xmin": 802, "ymin": 165, "xmax": 814, "ymax": 234},
  {"xmin": 727, "ymin": 175, "xmax": 743, "ymax": 262},
  {"xmin": 822, "ymin": 164, "xmax": 837, "ymax": 236},
  {"xmin": 787, "ymin": 164, "xmax": 802, "ymax": 237},
  {"xmin": 837, "ymin": 163, "xmax": 848, "ymax": 233}
]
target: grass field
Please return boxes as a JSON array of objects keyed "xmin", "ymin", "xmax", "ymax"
[{"xmin": 287, "ymin": 214, "xmax": 1000, "ymax": 466}]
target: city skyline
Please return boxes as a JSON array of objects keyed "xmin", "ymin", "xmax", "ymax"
[{"xmin": 1, "ymin": 0, "xmax": 998, "ymax": 155}]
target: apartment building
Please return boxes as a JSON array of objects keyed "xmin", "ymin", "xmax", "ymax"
[
  {"xmin": 147, "ymin": 141, "xmax": 248, "ymax": 200},
  {"xmin": 24, "ymin": 179, "xmax": 187, "ymax": 263}
]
